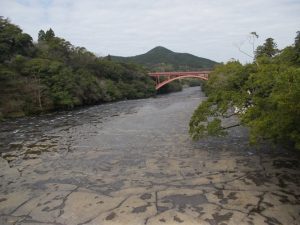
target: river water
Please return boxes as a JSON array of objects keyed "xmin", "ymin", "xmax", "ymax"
[{"xmin": 0, "ymin": 87, "xmax": 300, "ymax": 225}]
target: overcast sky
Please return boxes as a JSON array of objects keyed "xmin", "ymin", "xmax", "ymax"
[{"xmin": 1, "ymin": 0, "xmax": 300, "ymax": 63}]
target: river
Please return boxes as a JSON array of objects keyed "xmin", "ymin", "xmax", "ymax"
[{"xmin": 0, "ymin": 87, "xmax": 299, "ymax": 225}]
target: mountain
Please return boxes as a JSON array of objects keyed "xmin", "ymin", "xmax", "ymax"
[{"xmin": 111, "ymin": 46, "xmax": 217, "ymax": 71}]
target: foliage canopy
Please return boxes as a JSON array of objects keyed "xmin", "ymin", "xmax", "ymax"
[
  {"xmin": 190, "ymin": 33, "xmax": 300, "ymax": 150},
  {"xmin": 0, "ymin": 17, "xmax": 156, "ymax": 118}
]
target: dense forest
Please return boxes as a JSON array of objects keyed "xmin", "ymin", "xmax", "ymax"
[
  {"xmin": 111, "ymin": 46, "xmax": 217, "ymax": 71},
  {"xmin": 0, "ymin": 17, "xmax": 156, "ymax": 119},
  {"xmin": 190, "ymin": 32, "xmax": 300, "ymax": 150}
]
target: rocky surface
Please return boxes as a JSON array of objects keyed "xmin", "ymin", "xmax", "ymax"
[{"xmin": 0, "ymin": 87, "xmax": 300, "ymax": 225}]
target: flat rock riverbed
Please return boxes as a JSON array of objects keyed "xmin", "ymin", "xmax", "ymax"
[{"xmin": 0, "ymin": 87, "xmax": 300, "ymax": 225}]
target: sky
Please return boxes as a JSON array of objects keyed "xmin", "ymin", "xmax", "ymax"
[{"xmin": 1, "ymin": 0, "xmax": 300, "ymax": 63}]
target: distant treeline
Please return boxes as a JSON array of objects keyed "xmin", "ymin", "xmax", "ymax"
[{"xmin": 0, "ymin": 17, "xmax": 161, "ymax": 118}]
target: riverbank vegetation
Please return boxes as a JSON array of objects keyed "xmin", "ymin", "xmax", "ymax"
[
  {"xmin": 190, "ymin": 32, "xmax": 300, "ymax": 150},
  {"xmin": 0, "ymin": 17, "xmax": 156, "ymax": 118}
]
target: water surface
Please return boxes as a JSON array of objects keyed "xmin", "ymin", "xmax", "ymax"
[{"xmin": 0, "ymin": 87, "xmax": 299, "ymax": 225}]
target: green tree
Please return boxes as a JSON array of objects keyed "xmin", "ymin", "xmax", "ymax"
[
  {"xmin": 0, "ymin": 17, "xmax": 33, "ymax": 62},
  {"xmin": 38, "ymin": 29, "xmax": 46, "ymax": 42},
  {"xmin": 255, "ymin": 38, "xmax": 279, "ymax": 58},
  {"xmin": 293, "ymin": 31, "xmax": 300, "ymax": 64},
  {"xmin": 22, "ymin": 58, "xmax": 55, "ymax": 110},
  {"xmin": 295, "ymin": 31, "xmax": 300, "ymax": 50},
  {"xmin": 45, "ymin": 28, "xmax": 55, "ymax": 41},
  {"xmin": 106, "ymin": 54, "xmax": 112, "ymax": 61}
]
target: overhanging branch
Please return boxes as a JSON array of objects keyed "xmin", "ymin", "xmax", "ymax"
[{"xmin": 221, "ymin": 123, "xmax": 241, "ymax": 130}]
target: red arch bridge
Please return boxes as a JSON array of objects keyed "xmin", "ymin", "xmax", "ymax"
[{"xmin": 148, "ymin": 70, "xmax": 211, "ymax": 90}]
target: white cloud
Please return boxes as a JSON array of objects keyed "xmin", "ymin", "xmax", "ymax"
[{"xmin": 1, "ymin": 0, "xmax": 299, "ymax": 62}]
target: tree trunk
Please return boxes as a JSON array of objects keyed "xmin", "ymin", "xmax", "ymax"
[{"xmin": 33, "ymin": 73, "xmax": 42, "ymax": 110}]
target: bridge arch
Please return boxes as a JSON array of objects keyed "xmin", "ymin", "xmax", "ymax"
[
  {"xmin": 155, "ymin": 75, "xmax": 208, "ymax": 90},
  {"xmin": 148, "ymin": 71, "xmax": 210, "ymax": 90}
]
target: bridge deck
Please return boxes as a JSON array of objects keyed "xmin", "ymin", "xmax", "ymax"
[{"xmin": 148, "ymin": 71, "xmax": 211, "ymax": 76}]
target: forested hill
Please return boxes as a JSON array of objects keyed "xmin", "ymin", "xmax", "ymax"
[
  {"xmin": 111, "ymin": 46, "xmax": 217, "ymax": 71},
  {"xmin": 0, "ymin": 17, "xmax": 156, "ymax": 119}
]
